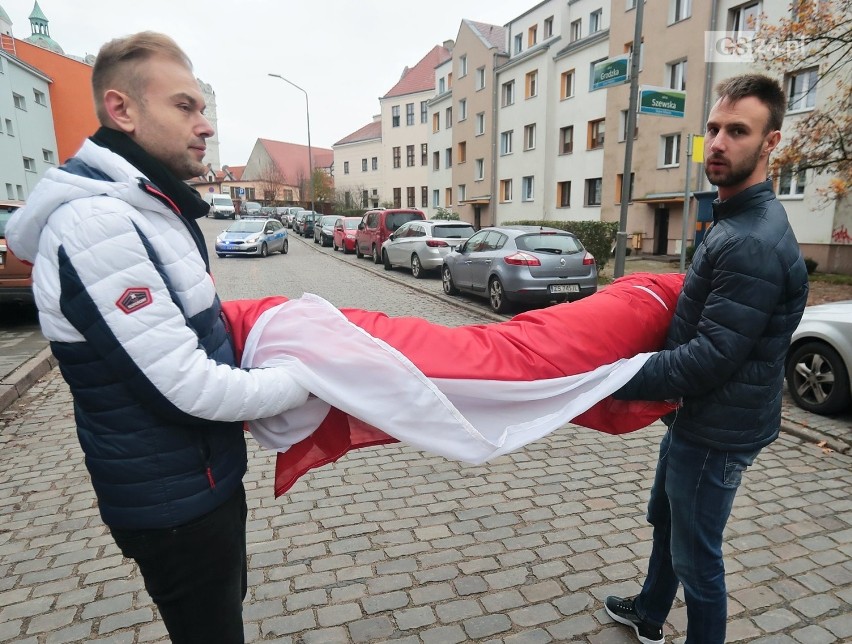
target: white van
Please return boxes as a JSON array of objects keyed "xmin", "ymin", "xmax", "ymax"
[{"xmin": 203, "ymin": 193, "xmax": 236, "ymax": 219}]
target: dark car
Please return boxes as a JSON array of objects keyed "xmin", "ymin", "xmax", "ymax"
[
  {"xmin": 301, "ymin": 212, "xmax": 320, "ymax": 238},
  {"xmin": 355, "ymin": 208, "xmax": 426, "ymax": 264},
  {"xmin": 441, "ymin": 225, "xmax": 597, "ymax": 313},
  {"xmin": 314, "ymin": 215, "xmax": 339, "ymax": 246}
]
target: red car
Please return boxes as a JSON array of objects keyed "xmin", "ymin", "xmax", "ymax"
[{"xmin": 332, "ymin": 216, "xmax": 362, "ymax": 254}]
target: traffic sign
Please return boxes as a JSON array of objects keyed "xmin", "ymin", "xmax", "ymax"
[
  {"xmin": 238, "ymin": 187, "xmax": 246, "ymax": 196},
  {"xmin": 638, "ymin": 86, "xmax": 686, "ymax": 118},
  {"xmin": 591, "ymin": 55, "xmax": 630, "ymax": 91}
]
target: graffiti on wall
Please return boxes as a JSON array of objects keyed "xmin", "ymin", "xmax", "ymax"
[{"xmin": 831, "ymin": 225, "xmax": 851, "ymax": 244}]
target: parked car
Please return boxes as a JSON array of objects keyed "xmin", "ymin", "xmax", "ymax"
[
  {"xmin": 215, "ymin": 218, "xmax": 288, "ymax": 257},
  {"xmin": 0, "ymin": 200, "xmax": 32, "ymax": 304},
  {"xmin": 332, "ymin": 216, "xmax": 362, "ymax": 254},
  {"xmin": 785, "ymin": 300, "xmax": 852, "ymax": 415},
  {"xmin": 355, "ymin": 208, "xmax": 426, "ymax": 264},
  {"xmin": 240, "ymin": 201, "xmax": 262, "ymax": 218},
  {"xmin": 301, "ymin": 212, "xmax": 320, "ymax": 238},
  {"xmin": 441, "ymin": 225, "xmax": 597, "ymax": 314},
  {"xmin": 314, "ymin": 215, "xmax": 339, "ymax": 246},
  {"xmin": 276, "ymin": 206, "xmax": 303, "ymax": 228},
  {"xmin": 382, "ymin": 220, "xmax": 476, "ymax": 278},
  {"xmin": 203, "ymin": 193, "xmax": 236, "ymax": 219},
  {"xmin": 260, "ymin": 206, "xmax": 277, "ymax": 218},
  {"xmin": 293, "ymin": 210, "xmax": 316, "ymax": 235}
]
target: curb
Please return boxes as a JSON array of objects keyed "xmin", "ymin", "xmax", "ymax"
[
  {"xmin": 0, "ymin": 346, "xmax": 56, "ymax": 414},
  {"xmin": 780, "ymin": 421, "xmax": 850, "ymax": 455}
]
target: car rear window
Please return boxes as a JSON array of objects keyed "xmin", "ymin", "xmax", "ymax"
[
  {"xmin": 433, "ymin": 225, "xmax": 475, "ymax": 239},
  {"xmin": 0, "ymin": 211, "xmax": 13, "ymax": 236},
  {"xmin": 516, "ymin": 233, "xmax": 583, "ymax": 254},
  {"xmin": 386, "ymin": 212, "xmax": 423, "ymax": 231}
]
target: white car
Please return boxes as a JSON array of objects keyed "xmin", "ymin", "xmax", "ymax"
[
  {"xmin": 786, "ymin": 300, "xmax": 852, "ymax": 415},
  {"xmin": 381, "ymin": 220, "xmax": 476, "ymax": 278}
]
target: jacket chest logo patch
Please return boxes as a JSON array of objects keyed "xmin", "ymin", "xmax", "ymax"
[{"xmin": 117, "ymin": 287, "xmax": 153, "ymax": 314}]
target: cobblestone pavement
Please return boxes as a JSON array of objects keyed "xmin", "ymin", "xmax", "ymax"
[{"xmin": 0, "ymin": 226, "xmax": 850, "ymax": 642}]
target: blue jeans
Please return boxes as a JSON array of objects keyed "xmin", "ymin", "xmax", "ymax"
[
  {"xmin": 634, "ymin": 429, "xmax": 760, "ymax": 644},
  {"xmin": 111, "ymin": 485, "xmax": 248, "ymax": 643}
]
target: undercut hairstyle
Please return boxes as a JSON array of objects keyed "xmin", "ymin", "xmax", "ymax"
[
  {"xmin": 91, "ymin": 31, "xmax": 193, "ymax": 124},
  {"xmin": 714, "ymin": 74, "xmax": 786, "ymax": 133}
]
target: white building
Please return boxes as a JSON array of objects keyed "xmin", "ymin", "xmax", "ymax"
[
  {"xmin": 332, "ymin": 116, "xmax": 382, "ymax": 209},
  {"xmin": 427, "ymin": 57, "xmax": 454, "ymax": 217}
]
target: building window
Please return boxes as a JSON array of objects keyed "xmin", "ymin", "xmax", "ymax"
[
  {"xmin": 433, "ymin": 151, "xmax": 440, "ymax": 170},
  {"xmin": 525, "ymin": 70, "xmax": 538, "ymax": 98},
  {"xmin": 421, "ymin": 144, "xmax": 428, "ymax": 166},
  {"xmin": 406, "ymin": 145, "xmax": 415, "ymax": 167},
  {"xmin": 787, "ymin": 68, "xmax": 817, "ymax": 111},
  {"xmin": 475, "ymin": 112, "xmax": 485, "ymax": 136},
  {"xmin": 34, "ymin": 89, "xmax": 46, "ymax": 106},
  {"xmin": 475, "ymin": 66, "xmax": 486, "ymax": 90},
  {"xmin": 343, "ymin": 161, "xmax": 349, "ymax": 174},
  {"xmin": 557, "ymin": 181, "xmax": 571, "ymax": 208},
  {"xmin": 627, "ymin": 0, "xmax": 637, "ymax": 8},
  {"xmin": 475, "ymin": 158, "xmax": 484, "ymax": 181},
  {"xmin": 421, "ymin": 186, "xmax": 428, "ymax": 208},
  {"xmin": 362, "ymin": 158, "xmax": 368, "ymax": 172},
  {"xmin": 406, "ymin": 103, "xmax": 415, "ymax": 126},
  {"xmin": 438, "ymin": 77, "xmax": 446, "ymax": 94},
  {"xmin": 393, "ymin": 147, "xmax": 401, "ymax": 168},
  {"xmin": 433, "ymin": 112, "xmax": 440, "ymax": 132},
  {"xmin": 372, "ymin": 157, "xmax": 378, "ymax": 170},
  {"xmin": 500, "ymin": 130, "xmax": 513, "ymax": 155},
  {"xmin": 445, "ymin": 187, "xmax": 453, "ymax": 206},
  {"xmin": 661, "ymin": 134, "xmax": 681, "ymax": 167},
  {"xmin": 570, "ymin": 19, "xmax": 582, "ymax": 42},
  {"xmin": 361, "ymin": 190, "xmax": 369, "ymax": 207},
  {"xmin": 559, "ymin": 126, "xmax": 574, "ymax": 154},
  {"xmin": 23, "ymin": 157, "xmax": 35, "ymax": 172},
  {"xmin": 588, "ymin": 119, "xmax": 606, "ymax": 149},
  {"xmin": 4, "ymin": 119, "xmax": 12, "ymax": 135},
  {"xmin": 561, "ymin": 70, "xmax": 575, "ymax": 99},
  {"xmin": 729, "ymin": 1, "xmax": 760, "ymax": 38},
  {"xmin": 5, "ymin": 184, "xmax": 12, "ymax": 199},
  {"xmin": 433, "ymin": 189, "xmax": 440, "ymax": 207},
  {"xmin": 524, "ymin": 124, "xmax": 536, "ymax": 151},
  {"xmin": 393, "ymin": 188, "xmax": 402, "ymax": 208},
  {"xmin": 667, "ymin": 60, "xmax": 687, "ymax": 91},
  {"xmin": 458, "ymin": 184, "xmax": 466, "ymax": 202},
  {"xmin": 625, "ymin": 40, "xmax": 645, "ymax": 71},
  {"xmin": 407, "ymin": 187, "xmax": 416, "ymax": 208},
  {"xmin": 13, "ymin": 93, "xmax": 26, "ymax": 110},
  {"xmin": 514, "ymin": 33, "xmax": 523, "ymax": 54},
  {"xmin": 459, "ymin": 55, "xmax": 468, "ymax": 77},
  {"xmin": 778, "ymin": 167, "xmax": 806, "ymax": 196},
  {"xmin": 589, "ymin": 9, "xmax": 603, "ymax": 34},
  {"xmin": 502, "ymin": 80, "xmax": 515, "ymax": 106},
  {"xmin": 392, "ymin": 105, "xmax": 400, "ymax": 127},
  {"xmin": 445, "ymin": 147, "xmax": 453, "ymax": 168},
  {"xmin": 616, "ymin": 173, "xmax": 635, "ymax": 203},
  {"xmin": 500, "ymin": 179, "xmax": 513, "ymax": 202},
  {"xmin": 446, "ymin": 106, "xmax": 453, "ymax": 128},
  {"xmin": 544, "ymin": 16, "xmax": 554, "ymax": 38},
  {"xmin": 528, "ymin": 25, "xmax": 538, "ymax": 47},
  {"xmin": 670, "ymin": 0, "xmax": 692, "ymax": 23},
  {"xmin": 619, "ymin": 110, "xmax": 638, "ymax": 140},
  {"xmin": 585, "ymin": 178, "xmax": 602, "ymax": 206},
  {"xmin": 458, "ymin": 141, "xmax": 467, "ymax": 164},
  {"xmin": 459, "ymin": 98, "xmax": 467, "ymax": 121},
  {"xmin": 522, "ymin": 176, "xmax": 534, "ymax": 201},
  {"xmin": 420, "ymin": 101, "xmax": 428, "ymax": 123}
]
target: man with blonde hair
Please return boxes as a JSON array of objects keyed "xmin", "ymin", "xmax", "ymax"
[{"xmin": 6, "ymin": 32, "xmax": 309, "ymax": 643}]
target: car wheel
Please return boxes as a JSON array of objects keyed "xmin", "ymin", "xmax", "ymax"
[
  {"xmin": 260, "ymin": 242, "xmax": 269, "ymax": 258},
  {"xmin": 343, "ymin": 244, "xmax": 351, "ymax": 255},
  {"xmin": 333, "ymin": 240, "xmax": 338, "ymax": 251},
  {"xmin": 372, "ymin": 246, "xmax": 381, "ymax": 264},
  {"xmin": 282, "ymin": 239, "xmax": 288, "ymax": 254},
  {"xmin": 383, "ymin": 250, "xmax": 393, "ymax": 271},
  {"xmin": 411, "ymin": 254, "xmax": 424, "ymax": 279},
  {"xmin": 355, "ymin": 244, "xmax": 363, "ymax": 258},
  {"xmin": 442, "ymin": 265, "xmax": 459, "ymax": 295},
  {"xmin": 489, "ymin": 277, "xmax": 511, "ymax": 314},
  {"xmin": 786, "ymin": 341, "xmax": 851, "ymax": 415}
]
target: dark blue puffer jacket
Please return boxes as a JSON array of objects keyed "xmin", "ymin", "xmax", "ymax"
[{"xmin": 615, "ymin": 181, "xmax": 808, "ymax": 451}]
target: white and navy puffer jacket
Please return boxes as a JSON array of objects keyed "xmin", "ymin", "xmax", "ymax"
[{"xmin": 6, "ymin": 140, "xmax": 309, "ymax": 530}]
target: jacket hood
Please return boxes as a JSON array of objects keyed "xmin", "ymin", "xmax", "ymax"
[{"xmin": 5, "ymin": 139, "xmax": 171, "ymax": 263}]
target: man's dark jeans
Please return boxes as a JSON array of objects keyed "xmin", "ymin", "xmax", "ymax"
[
  {"xmin": 634, "ymin": 429, "xmax": 760, "ymax": 643},
  {"xmin": 111, "ymin": 485, "xmax": 248, "ymax": 644}
]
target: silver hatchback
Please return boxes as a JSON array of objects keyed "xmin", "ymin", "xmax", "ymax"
[
  {"xmin": 381, "ymin": 220, "xmax": 476, "ymax": 278},
  {"xmin": 441, "ymin": 225, "xmax": 597, "ymax": 313}
]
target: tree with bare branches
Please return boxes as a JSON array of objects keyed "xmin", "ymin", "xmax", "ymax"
[{"xmin": 256, "ymin": 162, "xmax": 288, "ymax": 203}]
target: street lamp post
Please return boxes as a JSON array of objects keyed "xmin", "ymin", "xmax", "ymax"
[{"xmin": 268, "ymin": 73, "xmax": 315, "ymax": 213}]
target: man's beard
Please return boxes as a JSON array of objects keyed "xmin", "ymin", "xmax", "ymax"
[{"xmin": 704, "ymin": 142, "xmax": 763, "ymax": 188}]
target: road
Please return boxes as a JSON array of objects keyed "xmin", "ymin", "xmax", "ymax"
[{"xmin": 0, "ymin": 218, "xmax": 849, "ymax": 643}]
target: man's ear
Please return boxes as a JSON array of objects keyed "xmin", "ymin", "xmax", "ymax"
[
  {"xmin": 102, "ymin": 89, "xmax": 137, "ymax": 134},
  {"xmin": 764, "ymin": 130, "xmax": 781, "ymax": 157}
]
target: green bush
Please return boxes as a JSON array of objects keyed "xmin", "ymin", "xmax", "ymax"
[
  {"xmin": 502, "ymin": 220, "xmax": 618, "ymax": 272},
  {"xmin": 433, "ymin": 207, "xmax": 460, "ymax": 220},
  {"xmin": 685, "ymin": 245, "xmax": 696, "ymax": 264},
  {"xmin": 804, "ymin": 257, "xmax": 818, "ymax": 274}
]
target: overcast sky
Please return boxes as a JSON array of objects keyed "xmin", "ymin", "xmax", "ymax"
[{"xmin": 3, "ymin": 0, "xmax": 535, "ymax": 166}]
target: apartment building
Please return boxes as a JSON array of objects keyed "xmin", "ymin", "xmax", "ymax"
[
  {"xmin": 427, "ymin": 57, "xmax": 454, "ymax": 217},
  {"xmin": 380, "ymin": 44, "xmax": 452, "ymax": 211},
  {"xmin": 332, "ymin": 117, "xmax": 382, "ymax": 209},
  {"xmin": 0, "ymin": 49, "xmax": 58, "ymax": 201}
]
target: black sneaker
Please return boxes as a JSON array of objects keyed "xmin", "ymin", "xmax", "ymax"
[{"xmin": 604, "ymin": 595, "xmax": 664, "ymax": 644}]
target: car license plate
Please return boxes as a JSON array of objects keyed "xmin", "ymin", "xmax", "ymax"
[{"xmin": 549, "ymin": 284, "xmax": 579, "ymax": 294}]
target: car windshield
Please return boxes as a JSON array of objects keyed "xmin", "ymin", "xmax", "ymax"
[
  {"xmin": 212, "ymin": 197, "xmax": 231, "ymax": 206},
  {"xmin": 433, "ymin": 224, "xmax": 475, "ymax": 239},
  {"xmin": 515, "ymin": 233, "xmax": 583, "ymax": 254},
  {"xmin": 227, "ymin": 221, "xmax": 265, "ymax": 233},
  {"xmin": 344, "ymin": 219, "xmax": 360, "ymax": 229},
  {"xmin": 322, "ymin": 216, "xmax": 338, "ymax": 225},
  {"xmin": 387, "ymin": 213, "xmax": 422, "ymax": 230}
]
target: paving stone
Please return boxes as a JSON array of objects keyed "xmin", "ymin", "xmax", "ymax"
[
  {"xmin": 348, "ymin": 615, "xmax": 394, "ymax": 643},
  {"xmin": 463, "ymin": 613, "xmax": 512, "ymax": 639},
  {"xmin": 317, "ymin": 602, "xmax": 362, "ymax": 627}
]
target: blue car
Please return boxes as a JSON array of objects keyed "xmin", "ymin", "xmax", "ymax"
[{"xmin": 215, "ymin": 218, "xmax": 288, "ymax": 258}]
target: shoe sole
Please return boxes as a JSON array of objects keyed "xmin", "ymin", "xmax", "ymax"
[{"xmin": 604, "ymin": 604, "xmax": 664, "ymax": 644}]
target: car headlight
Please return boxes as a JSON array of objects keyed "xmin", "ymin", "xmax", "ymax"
[{"xmin": 246, "ymin": 235, "xmax": 260, "ymax": 243}]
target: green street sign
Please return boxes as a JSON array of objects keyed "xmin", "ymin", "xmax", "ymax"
[
  {"xmin": 591, "ymin": 55, "xmax": 630, "ymax": 91},
  {"xmin": 638, "ymin": 86, "xmax": 686, "ymax": 117}
]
